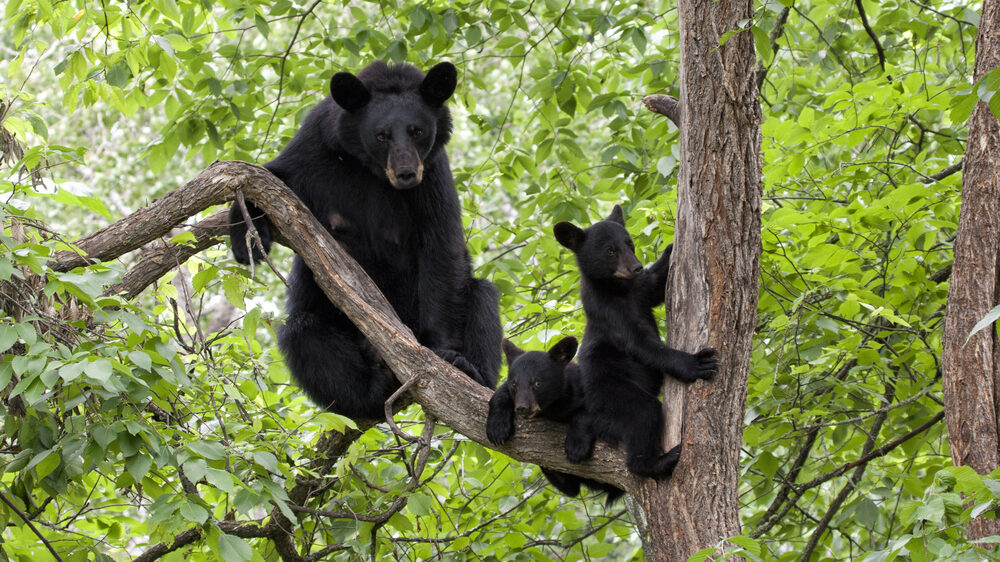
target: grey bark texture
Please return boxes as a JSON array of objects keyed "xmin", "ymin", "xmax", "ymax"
[
  {"xmin": 637, "ymin": 0, "xmax": 762, "ymax": 559},
  {"xmin": 941, "ymin": 0, "xmax": 1000, "ymax": 541}
]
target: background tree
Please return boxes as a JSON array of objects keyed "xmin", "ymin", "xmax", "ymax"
[
  {"xmin": 0, "ymin": 0, "xmax": 997, "ymax": 560},
  {"xmin": 942, "ymin": 0, "xmax": 1000, "ymax": 542}
]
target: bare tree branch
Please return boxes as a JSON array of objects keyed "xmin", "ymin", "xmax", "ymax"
[{"xmin": 641, "ymin": 94, "xmax": 681, "ymax": 128}]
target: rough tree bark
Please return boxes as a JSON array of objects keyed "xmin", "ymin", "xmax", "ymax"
[
  {"xmin": 637, "ymin": 0, "xmax": 761, "ymax": 559},
  {"xmin": 941, "ymin": 0, "xmax": 1000, "ymax": 541}
]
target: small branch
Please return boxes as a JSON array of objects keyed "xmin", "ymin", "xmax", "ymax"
[
  {"xmin": 0, "ymin": 491, "xmax": 63, "ymax": 562},
  {"xmin": 756, "ymin": 6, "xmax": 791, "ymax": 90},
  {"xmin": 384, "ymin": 374, "xmax": 425, "ymax": 443},
  {"xmin": 854, "ymin": 0, "xmax": 886, "ymax": 71},
  {"xmin": 794, "ymin": 411, "xmax": 944, "ymax": 492},
  {"xmin": 923, "ymin": 160, "xmax": 963, "ymax": 184},
  {"xmin": 641, "ymin": 94, "xmax": 681, "ymax": 128},
  {"xmin": 133, "ymin": 528, "xmax": 203, "ymax": 562}
]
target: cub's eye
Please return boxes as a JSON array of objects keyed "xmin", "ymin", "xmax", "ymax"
[
  {"xmin": 531, "ymin": 380, "xmax": 540, "ymax": 389},
  {"xmin": 510, "ymin": 381, "xmax": 518, "ymax": 391},
  {"xmin": 375, "ymin": 132, "xmax": 389, "ymax": 142},
  {"xmin": 607, "ymin": 247, "xmax": 617, "ymax": 257},
  {"xmin": 409, "ymin": 127, "xmax": 423, "ymax": 138}
]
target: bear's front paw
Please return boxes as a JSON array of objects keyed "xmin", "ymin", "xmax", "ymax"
[
  {"xmin": 230, "ymin": 223, "xmax": 273, "ymax": 265},
  {"xmin": 434, "ymin": 349, "xmax": 484, "ymax": 384},
  {"xmin": 486, "ymin": 413, "xmax": 514, "ymax": 446}
]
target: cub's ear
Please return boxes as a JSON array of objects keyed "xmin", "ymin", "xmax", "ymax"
[
  {"xmin": 420, "ymin": 62, "xmax": 457, "ymax": 107},
  {"xmin": 547, "ymin": 336, "xmax": 578, "ymax": 366},
  {"xmin": 331, "ymin": 72, "xmax": 371, "ymax": 113},
  {"xmin": 606, "ymin": 204, "xmax": 625, "ymax": 225},
  {"xmin": 554, "ymin": 222, "xmax": 586, "ymax": 252},
  {"xmin": 501, "ymin": 339, "xmax": 524, "ymax": 366}
]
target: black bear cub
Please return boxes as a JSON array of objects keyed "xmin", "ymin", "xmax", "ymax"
[
  {"xmin": 554, "ymin": 205, "xmax": 718, "ymax": 479},
  {"xmin": 487, "ymin": 337, "xmax": 623, "ymax": 504},
  {"xmin": 229, "ymin": 61, "xmax": 502, "ymax": 418}
]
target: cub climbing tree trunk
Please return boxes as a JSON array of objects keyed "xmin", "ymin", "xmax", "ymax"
[
  {"xmin": 941, "ymin": 0, "xmax": 1000, "ymax": 541},
  {"xmin": 637, "ymin": 0, "xmax": 761, "ymax": 559}
]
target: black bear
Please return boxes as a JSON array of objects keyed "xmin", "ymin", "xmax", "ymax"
[
  {"xmin": 486, "ymin": 337, "xmax": 624, "ymax": 504},
  {"xmin": 229, "ymin": 61, "xmax": 502, "ymax": 418},
  {"xmin": 553, "ymin": 205, "xmax": 717, "ymax": 478}
]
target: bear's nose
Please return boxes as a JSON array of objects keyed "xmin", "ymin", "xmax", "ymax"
[{"xmin": 396, "ymin": 168, "xmax": 418, "ymax": 183}]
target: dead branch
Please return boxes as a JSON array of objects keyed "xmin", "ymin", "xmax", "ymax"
[{"xmin": 641, "ymin": 94, "xmax": 681, "ymax": 128}]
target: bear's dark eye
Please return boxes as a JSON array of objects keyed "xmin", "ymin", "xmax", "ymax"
[
  {"xmin": 376, "ymin": 132, "xmax": 389, "ymax": 142},
  {"xmin": 531, "ymin": 380, "xmax": 540, "ymax": 389},
  {"xmin": 409, "ymin": 126, "xmax": 423, "ymax": 138},
  {"xmin": 607, "ymin": 247, "xmax": 617, "ymax": 257}
]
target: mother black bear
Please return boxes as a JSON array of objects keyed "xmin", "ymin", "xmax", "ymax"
[{"xmin": 229, "ymin": 61, "xmax": 502, "ymax": 418}]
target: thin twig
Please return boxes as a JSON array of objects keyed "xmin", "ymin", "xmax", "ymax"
[
  {"xmin": 234, "ymin": 189, "xmax": 290, "ymax": 288},
  {"xmin": 384, "ymin": 374, "xmax": 425, "ymax": 443},
  {"xmin": 0, "ymin": 490, "xmax": 64, "ymax": 562},
  {"xmin": 854, "ymin": 0, "xmax": 886, "ymax": 71}
]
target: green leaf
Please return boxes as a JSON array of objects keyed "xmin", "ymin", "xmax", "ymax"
[
  {"xmin": 180, "ymin": 501, "xmax": 209, "ymax": 524},
  {"xmin": 126, "ymin": 454, "xmax": 152, "ymax": 480},
  {"xmin": 0, "ymin": 324, "xmax": 17, "ymax": 354},
  {"xmin": 216, "ymin": 534, "xmax": 252, "ymax": 561},
  {"xmin": 85, "ymin": 359, "xmax": 113, "ymax": 383}
]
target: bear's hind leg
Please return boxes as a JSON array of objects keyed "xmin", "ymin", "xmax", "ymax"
[{"xmin": 278, "ymin": 312, "xmax": 398, "ymax": 419}]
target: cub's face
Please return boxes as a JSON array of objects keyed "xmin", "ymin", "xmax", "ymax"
[
  {"xmin": 502, "ymin": 337, "xmax": 578, "ymax": 418},
  {"xmin": 330, "ymin": 62, "xmax": 457, "ymax": 189},
  {"xmin": 554, "ymin": 205, "xmax": 643, "ymax": 282}
]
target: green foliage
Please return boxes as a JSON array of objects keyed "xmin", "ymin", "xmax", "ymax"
[{"xmin": 0, "ymin": 0, "xmax": 994, "ymax": 559}]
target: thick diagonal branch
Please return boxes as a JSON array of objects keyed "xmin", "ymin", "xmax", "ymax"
[{"xmin": 51, "ymin": 160, "xmax": 640, "ymax": 491}]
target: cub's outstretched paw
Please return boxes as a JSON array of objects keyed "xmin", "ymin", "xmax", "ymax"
[
  {"xmin": 692, "ymin": 347, "xmax": 718, "ymax": 380},
  {"xmin": 486, "ymin": 411, "xmax": 514, "ymax": 446}
]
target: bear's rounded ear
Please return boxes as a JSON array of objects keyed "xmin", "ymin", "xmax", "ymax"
[
  {"xmin": 606, "ymin": 205, "xmax": 625, "ymax": 225},
  {"xmin": 502, "ymin": 339, "xmax": 524, "ymax": 366},
  {"xmin": 420, "ymin": 62, "xmax": 457, "ymax": 107},
  {"xmin": 331, "ymin": 72, "xmax": 371, "ymax": 113},
  {"xmin": 554, "ymin": 222, "xmax": 585, "ymax": 252},
  {"xmin": 548, "ymin": 336, "xmax": 578, "ymax": 365}
]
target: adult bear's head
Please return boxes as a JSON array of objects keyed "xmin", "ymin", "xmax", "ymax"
[{"xmin": 330, "ymin": 61, "xmax": 456, "ymax": 189}]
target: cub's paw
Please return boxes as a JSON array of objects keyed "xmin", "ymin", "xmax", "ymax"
[
  {"xmin": 486, "ymin": 412, "xmax": 514, "ymax": 446},
  {"xmin": 654, "ymin": 444, "xmax": 682, "ymax": 479},
  {"xmin": 565, "ymin": 433, "xmax": 595, "ymax": 464},
  {"xmin": 692, "ymin": 347, "xmax": 718, "ymax": 380},
  {"xmin": 675, "ymin": 347, "xmax": 717, "ymax": 382}
]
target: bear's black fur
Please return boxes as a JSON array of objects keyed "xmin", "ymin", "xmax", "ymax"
[
  {"xmin": 229, "ymin": 61, "xmax": 502, "ymax": 418},
  {"xmin": 486, "ymin": 337, "xmax": 624, "ymax": 504},
  {"xmin": 553, "ymin": 205, "xmax": 717, "ymax": 479}
]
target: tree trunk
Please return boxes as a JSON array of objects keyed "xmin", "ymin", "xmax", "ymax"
[
  {"xmin": 635, "ymin": 0, "xmax": 761, "ymax": 559},
  {"xmin": 941, "ymin": 0, "xmax": 1000, "ymax": 541}
]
